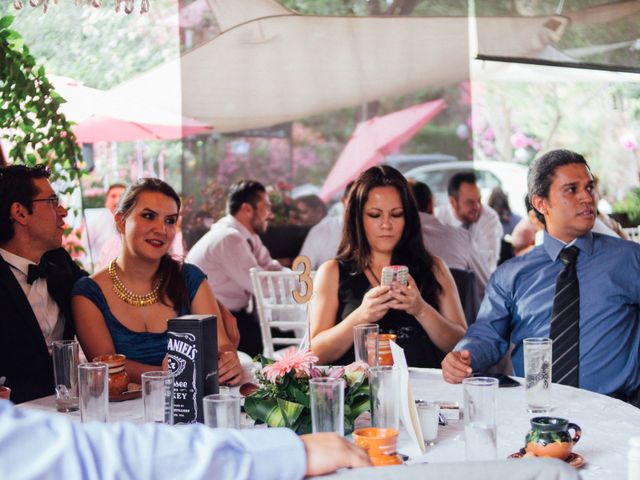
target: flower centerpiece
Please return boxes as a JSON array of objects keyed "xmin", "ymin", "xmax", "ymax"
[{"xmin": 244, "ymin": 348, "xmax": 370, "ymax": 435}]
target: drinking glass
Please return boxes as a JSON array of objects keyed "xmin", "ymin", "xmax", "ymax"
[
  {"xmin": 310, "ymin": 377, "xmax": 345, "ymax": 435},
  {"xmin": 377, "ymin": 333, "xmax": 397, "ymax": 366},
  {"xmin": 142, "ymin": 371, "xmax": 175, "ymax": 424},
  {"xmin": 463, "ymin": 376, "xmax": 498, "ymax": 461},
  {"xmin": 524, "ymin": 337, "xmax": 553, "ymax": 413},
  {"xmin": 416, "ymin": 401, "xmax": 440, "ymax": 446},
  {"xmin": 203, "ymin": 394, "xmax": 241, "ymax": 429},
  {"xmin": 51, "ymin": 339, "xmax": 79, "ymax": 412},
  {"xmin": 353, "ymin": 324, "xmax": 379, "ymax": 367},
  {"xmin": 369, "ymin": 366, "xmax": 400, "ymax": 431},
  {"xmin": 78, "ymin": 362, "xmax": 109, "ymax": 423}
]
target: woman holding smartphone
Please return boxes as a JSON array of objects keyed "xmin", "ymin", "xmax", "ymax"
[{"xmin": 310, "ymin": 166, "xmax": 467, "ymax": 366}]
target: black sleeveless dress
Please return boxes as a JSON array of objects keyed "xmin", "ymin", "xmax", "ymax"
[{"xmin": 333, "ymin": 261, "xmax": 445, "ymax": 368}]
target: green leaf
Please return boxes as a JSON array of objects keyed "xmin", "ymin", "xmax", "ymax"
[
  {"xmin": 291, "ymin": 386, "xmax": 310, "ymax": 408},
  {"xmin": 243, "ymin": 396, "xmax": 282, "ymax": 427},
  {"xmin": 349, "ymin": 396, "xmax": 371, "ymax": 420},
  {"xmin": 0, "ymin": 16, "xmax": 14, "ymax": 30},
  {"xmin": 275, "ymin": 398, "xmax": 304, "ymax": 427}
]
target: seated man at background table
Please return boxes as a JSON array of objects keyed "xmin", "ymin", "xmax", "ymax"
[
  {"xmin": 0, "ymin": 165, "xmax": 87, "ymax": 403},
  {"xmin": 441, "ymin": 149, "xmax": 640, "ymax": 407},
  {"xmin": 436, "ymin": 172, "xmax": 503, "ymax": 272},
  {"xmin": 299, "ymin": 182, "xmax": 353, "ymax": 270},
  {"xmin": 409, "ymin": 180, "xmax": 490, "ymax": 298},
  {"xmin": 0, "ymin": 399, "xmax": 369, "ymax": 479},
  {"xmin": 187, "ymin": 180, "xmax": 284, "ymax": 357}
]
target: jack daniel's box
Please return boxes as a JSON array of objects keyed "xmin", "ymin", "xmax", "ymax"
[{"xmin": 167, "ymin": 314, "xmax": 218, "ymax": 424}]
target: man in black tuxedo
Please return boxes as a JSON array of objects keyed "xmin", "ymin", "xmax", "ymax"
[{"xmin": 0, "ymin": 165, "xmax": 87, "ymax": 403}]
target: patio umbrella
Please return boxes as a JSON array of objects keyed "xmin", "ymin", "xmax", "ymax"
[
  {"xmin": 52, "ymin": 76, "xmax": 213, "ymax": 143},
  {"xmin": 319, "ymin": 99, "xmax": 446, "ymax": 202}
]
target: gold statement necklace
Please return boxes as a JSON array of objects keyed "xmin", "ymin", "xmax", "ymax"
[{"xmin": 108, "ymin": 259, "xmax": 160, "ymax": 307}]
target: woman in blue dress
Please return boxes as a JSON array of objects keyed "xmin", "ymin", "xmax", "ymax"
[
  {"xmin": 310, "ymin": 166, "xmax": 467, "ymax": 367},
  {"xmin": 72, "ymin": 179, "xmax": 243, "ymax": 385}
]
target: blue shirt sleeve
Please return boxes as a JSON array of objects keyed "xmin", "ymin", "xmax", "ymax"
[
  {"xmin": 456, "ymin": 269, "xmax": 512, "ymax": 371},
  {"xmin": 0, "ymin": 401, "xmax": 306, "ymax": 480}
]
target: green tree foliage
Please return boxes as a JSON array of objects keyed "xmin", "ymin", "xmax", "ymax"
[
  {"xmin": 0, "ymin": 15, "xmax": 81, "ymax": 191},
  {"xmin": 0, "ymin": 0, "xmax": 178, "ymax": 90}
]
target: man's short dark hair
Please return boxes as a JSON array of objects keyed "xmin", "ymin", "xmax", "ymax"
[
  {"xmin": 447, "ymin": 171, "xmax": 477, "ymax": 199},
  {"xmin": 0, "ymin": 164, "xmax": 51, "ymax": 243},
  {"xmin": 408, "ymin": 180, "xmax": 432, "ymax": 213},
  {"xmin": 295, "ymin": 194, "xmax": 327, "ymax": 214},
  {"xmin": 227, "ymin": 180, "xmax": 266, "ymax": 216},
  {"xmin": 527, "ymin": 149, "xmax": 589, "ymax": 223}
]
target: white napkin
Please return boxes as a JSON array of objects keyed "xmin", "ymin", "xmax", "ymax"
[{"xmin": 390, "ymin": 340, "xmax": 426, "ymax": 455}]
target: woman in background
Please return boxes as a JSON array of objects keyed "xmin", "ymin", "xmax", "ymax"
[
  {"xmin": 310, "ymin": 166, "xmax": 466, "ymax": 367},
  {"xmin": 72, "ymin": 178, "xmax": 243, "ymax": 385}
]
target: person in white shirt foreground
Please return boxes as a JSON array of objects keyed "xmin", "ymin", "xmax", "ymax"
[{"xmin": 0, "ymin": 400, "xmax": 370, "ymax": 480}]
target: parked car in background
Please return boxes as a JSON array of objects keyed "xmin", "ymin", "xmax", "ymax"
[
  {"xmin": 404, "ymin": 160, "xmax": 529, "ymax": 217},
  {"xmin": 384, "ymin": 153, "xmax": 458, "ymax": 173}
]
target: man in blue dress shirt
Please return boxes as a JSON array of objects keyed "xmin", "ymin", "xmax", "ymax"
[{"xmin": 441, "ymin": 149, "xmax": 640, "ymax": 405}]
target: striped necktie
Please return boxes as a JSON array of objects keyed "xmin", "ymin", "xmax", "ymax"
[{"xmin": 550, "ymin": 246, "xmax": 580, "ymax": 387}]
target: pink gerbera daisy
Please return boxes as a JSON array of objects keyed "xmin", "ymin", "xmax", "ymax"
[{"xmin": 262, "ymin": 347, "xmax": 319, "ymax": 384}]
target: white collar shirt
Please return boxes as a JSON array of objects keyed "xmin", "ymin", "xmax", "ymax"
[
  {"xmin": 418, "ymin": 212, "xmax": 490, "ymax": 297},
  {"xmin": 298, "ymin": 215, "xmax": 343, "ymax": 270},
  {"xmin": 0, "ymin": 248, "xmax": 63, "ymax": 352},
  {"xmin": 435, "ymin": 202, "xmax": 503, "ymax": 272},
  {"xmin": 185, "ymin": 215, "xmax": 283, "ymax": 311}
]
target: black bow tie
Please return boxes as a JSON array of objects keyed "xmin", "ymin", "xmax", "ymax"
[{"xmin": 27, "ymin": 261, "xmax": 50, "ymax": 285}]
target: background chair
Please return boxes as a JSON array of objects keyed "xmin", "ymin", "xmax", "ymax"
[
  {"xmin": 449, "ymin": 268, "xmax": 481, "ymax": 326},
  {"xmin": 250, "ymin": 268, "xmax": 311, "ymax": 358},
  {"xmin": 622, "ymin": 226, "xmax": 640, "ymax": 243}
]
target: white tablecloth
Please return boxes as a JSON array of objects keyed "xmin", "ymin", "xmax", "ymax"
[
  {"xmin": 20, "ymin": 368, "xmax": 640, "ymax": 479},
  {"xmin": 402, "ymin": 368, "xmax": 640, "ymax": 480}
]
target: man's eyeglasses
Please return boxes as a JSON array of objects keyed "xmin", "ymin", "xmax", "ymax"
[{"xmin": 32, "ymin": 195, "xmax": 61, "ymax": 207}]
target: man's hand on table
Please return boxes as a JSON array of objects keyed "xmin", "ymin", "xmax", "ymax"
[
  {"xmin": 441, "ymin": 350, "xmax": 473, "ymax": 383},
  {"xmin": 300, "ymin": 432, "xmax": 371, "ymax": 476}
]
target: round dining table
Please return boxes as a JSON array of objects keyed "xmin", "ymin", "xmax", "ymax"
[
  {"xmin": 19, "ymin": 368, "xmax": 640, "ymax": 479},
  {"xmin": 403, "ymin": 368, "xmax": 640, "ymax": 480}
]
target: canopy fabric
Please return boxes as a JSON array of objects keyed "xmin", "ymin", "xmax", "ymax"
[
  {"xmin": 111, "ymin": 1, "xmax": 567, "ymax": 133},
  {"xmin": 52, "ymin": 76, "xmax": 212, "ymax": 143},
  {"xmin": 473, "ymin": 58, "xmax": 640, "ymax": 84},
  {"xmin": 477, "ymin": 1, "xmax": 640, "ymax": 73},
  {"xmin": 319, "ymin": 99, "xmax": 446, "ymax": 202}
]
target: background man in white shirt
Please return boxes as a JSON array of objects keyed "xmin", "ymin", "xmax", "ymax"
[
  {"xmin": 436, "ymin": 172, "xmax": 503, "ymax": 272},
  {"xmin": 299, "ymin": 182, "xmax": 353, "ymax": 270},
  {"xmin": 83, "ymin": 182, "xmax": 125, "ymax": 271},
  {"xmin": 187, "ymin": 180, "xmax": 283, "ymax": 357},
  {"xmin": 409, "ymin": 180, "xmax": 489, "ymax": 298}
]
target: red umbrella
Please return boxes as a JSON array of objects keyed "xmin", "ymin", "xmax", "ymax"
[
  {"xmin": 52, "ymin": 76, "xmax": 213, "ymax": 143},
  {"xmin": 319, "ymin": 99, "xmax": 446, "ymax": 201}
]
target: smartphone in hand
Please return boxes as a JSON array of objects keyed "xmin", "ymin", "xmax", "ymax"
[{"xmin": 381, "ymin": 265, "xmax": 409, "ymax": 287}]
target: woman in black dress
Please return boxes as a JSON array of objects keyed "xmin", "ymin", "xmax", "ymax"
[{"xmin": 310, "ymin": 166, "xmax": 466, "ymax": 367}]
